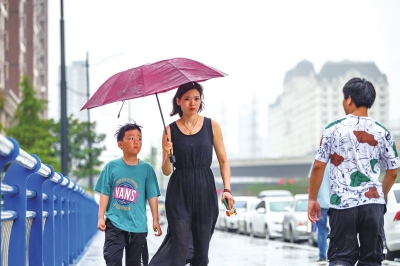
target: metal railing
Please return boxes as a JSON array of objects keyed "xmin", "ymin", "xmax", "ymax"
[{"xmin": 0, "ymin": 135, "xmax": 98, "ymax": 265}]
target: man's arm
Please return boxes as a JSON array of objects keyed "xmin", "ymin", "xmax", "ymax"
[
  {"xmin": 148, "ymin": 197, "xmax": 162, "ymax": 236},
  {"xmin": 382, "ymin": 168, "xmax": 398, "ymax": 199},
  {"xmin": 308, "ymin": 160, "xmax": 327, "ymax": 223},
  {"xmin": 98, "ymin": 193, "xmax": 109, "ymax": 231}
]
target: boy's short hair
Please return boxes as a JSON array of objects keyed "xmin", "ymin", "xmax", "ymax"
[
  {"xmin": 114, "ymin": 121, "xmax": 143, "ymax": 142},
  {"xmin": 343, "ymin": 77, "xmax": 376, "ymax": 109}
]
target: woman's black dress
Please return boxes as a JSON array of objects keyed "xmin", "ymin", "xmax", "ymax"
[{"xmin": 149, "ymin": 117, "xmax": 219, "ymax": 266}]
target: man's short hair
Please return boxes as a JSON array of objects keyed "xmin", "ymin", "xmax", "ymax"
[{"xmin": 343, "ymin": 77, "xmax": 376, "ymax": 109}]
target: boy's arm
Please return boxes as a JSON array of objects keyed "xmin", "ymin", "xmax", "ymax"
[
  {"xmin": 382, "ymin": 168, "xmax": 398, "ymax": 199},
  {"xmin": 98, "ymin": 193, "xmax": 109, "ymax": 231},
  {"xmin": 148, "ymin": 197, "xmax": 162, "ymax": 236}
]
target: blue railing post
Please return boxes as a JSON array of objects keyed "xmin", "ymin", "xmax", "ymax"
[
  {"xmin": 53, "ymin": 175, "xmax": 69, "ymax": 265},
  {"xmin": 3, "ymin": 155, "xmax": 41, "ymax": 265},
  {"xmin": 69, "ymin": 185, "xmax": 80, "ymax": 262},
  {"xmin": 42, "ymin": 167, "xmax": 61, "ymax": 266},
  {"xmin": 26, "ymin": 154, "xmax": 46, "ymax": 265},
  {"xmin": 0, "ymin": 137, "xmax": 19, "ymax": 266},
  {"xmin": 61, "ymin": 180, "xmax": 74, "ymax": 264}
]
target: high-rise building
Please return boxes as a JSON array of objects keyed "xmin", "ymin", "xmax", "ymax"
[
  {"xmin": 268, "ymin": 60, "xmax": 389, "ymax": 157},
  {"xmin": 67, "ymin": 61, "xmax": 87, "ymax": 121},
  {"xmin": 0, "ymin": 0, "xmax": 48, "ymax": 129}
]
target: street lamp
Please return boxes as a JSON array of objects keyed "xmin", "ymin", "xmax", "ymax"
[
  {"xmin": 85, "ymin": 52, "xmax": 93, "ymax": 189},
  {"xmin": 60, "ymin": 0, "xmax": 68, "ymax": 176}
]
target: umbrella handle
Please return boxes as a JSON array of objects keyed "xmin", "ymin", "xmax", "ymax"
[
  {"xmin": 155, "ymin": 93, "xmax": 176, "ymax": 164},
  {"xmin": 169, "ymin": 152, "xmax": 176, "ymax": 164}
]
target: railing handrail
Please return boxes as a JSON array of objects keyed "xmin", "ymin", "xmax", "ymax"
[{"xmin": 0, "ymin": 134, "xmax": 98, "ymax": 266}]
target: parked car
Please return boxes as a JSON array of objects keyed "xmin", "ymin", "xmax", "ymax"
[
  {"xmin": 384, "ymin": 183, "xmax": 400, "ymax": 261},
  {"xmin": 250, "ymin": 196, "xmax": 293, "ymax": 239},
  {"xmin": 258, "ymin": 190, "xmax": 293, "ymax": 198},
  {"xmin": 237, "ymin": 197, "xmax": 261, "ymax": 235},
  {"xmin": 282, "ymin": 194, "xmax": 309, "ymax": 243}
]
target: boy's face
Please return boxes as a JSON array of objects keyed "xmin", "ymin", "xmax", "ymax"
[{"xmin": 118, "ymin": 129, "xmax": 142, "ymax": 156}]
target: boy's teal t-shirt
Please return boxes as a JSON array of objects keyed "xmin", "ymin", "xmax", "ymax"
[{"xmin": 94, "ymin": 158, "xmax": 160, "ymax": 233}]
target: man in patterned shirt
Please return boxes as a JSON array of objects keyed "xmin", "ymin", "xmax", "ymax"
[{"xmin": 308, "ymin": 77, "xmax": 399, "ymax": 266}]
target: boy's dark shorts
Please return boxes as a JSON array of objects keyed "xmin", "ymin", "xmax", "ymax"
[{"xmin": 104, "ymin": 218, "xmax": 148, "ymax": 266}]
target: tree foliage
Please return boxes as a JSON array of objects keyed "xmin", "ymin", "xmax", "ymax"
[
  {"xmin": 5, "ymin": 75, "xmax": 60, "ymax": 169},
  {"xmin": 51, "ymin": 115, "xmax": 106, "ymax": 181},
  {"xmin": 4, "ymin": 75, "xmax": 107, "ymax": 182}
]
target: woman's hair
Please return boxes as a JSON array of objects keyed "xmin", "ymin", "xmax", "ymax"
[
  {"xmin": 343, "ymin": 77, "xmax": 376, "ymax": 109},
  {"xmin": 114, "ymin": 121, "xmax": 142, "ymax": 142},
  {"xmin": 170, "ymin": 81, "xmax": 205, "ymax": 117}
]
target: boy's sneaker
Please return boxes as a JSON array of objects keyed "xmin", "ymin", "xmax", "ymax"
[{"xmin": 316, "ymin": 258, "xmax": 328, "ymax": 265}]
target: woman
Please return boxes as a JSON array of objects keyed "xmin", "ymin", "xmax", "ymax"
[{"xmin": 149, "ymin": 81, "xmax": 234, "ymax": 266}]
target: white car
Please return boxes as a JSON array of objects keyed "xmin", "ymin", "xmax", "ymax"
[
  {"xmin": 282, "ymin": 194, "xmax": 309, "ymax": 243},
  {"xmin": 219, "ymin": 196, "xmax": 257, "ymax": 233},
  {"xmin": 237, "ymin": 197, "xmax": 261, "ymax": 235},
  {"xmin": 384, "ymin": 183, "xmax": 400, "ymax": 261},
  {"xmin": 250, "ymin": 196, "xmax": 293, "ymax": 239}
]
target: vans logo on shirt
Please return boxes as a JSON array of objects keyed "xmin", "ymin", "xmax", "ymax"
[{"xmin": 113, "ymin": 183, "xmax": 139, "ymax": 205}]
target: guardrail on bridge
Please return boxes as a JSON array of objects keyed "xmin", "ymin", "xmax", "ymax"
[{"xmin": 0, "ymin": 135, "xmax": 98, "ymax": 265}]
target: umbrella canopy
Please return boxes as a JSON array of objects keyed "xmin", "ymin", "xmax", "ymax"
[{"xmin": 81, "ymin": 57, "xmax": 227, "ymax": 110}]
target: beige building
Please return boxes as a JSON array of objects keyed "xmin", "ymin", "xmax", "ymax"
[
  {"xmin": 268, "ymin": 60, "xmax": 390, "ymax": 157},
  {"xmin": 0, "ymin": 0, "xmax": 48, "ymax": 129}
]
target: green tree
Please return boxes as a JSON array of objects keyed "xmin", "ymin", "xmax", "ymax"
[
  {"xmin": 5, "ymin": 75, "xmax": 60, "ymax": 169},
  {"xmin": 51, "ymin": 115, "xmax": 106, "ymax": 182}
]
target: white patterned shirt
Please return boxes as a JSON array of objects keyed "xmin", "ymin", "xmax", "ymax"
[{"xmin": 315, "ymin": 114, "xmax": 400, "ymax": 209}]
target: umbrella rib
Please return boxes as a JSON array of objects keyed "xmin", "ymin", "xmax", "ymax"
[{"xmin": 122, "ymin": 67, "xmax": 136, "ymax": 99}]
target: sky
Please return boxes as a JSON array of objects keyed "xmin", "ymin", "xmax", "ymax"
[{"xmin": 47, "ymin": 1, "xmax": 400, "ymax": 163}]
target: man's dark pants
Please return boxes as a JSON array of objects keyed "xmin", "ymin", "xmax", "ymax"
[
  {"xmin": 328, "ymin": 204, "xmax": 385, "ymax": 266},
  {"xmin": 104, "ymin": 218, "xmax": 148, "ymax": 266}
]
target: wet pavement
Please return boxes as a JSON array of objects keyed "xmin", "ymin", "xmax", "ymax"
[{"xmin": 73, "ymin": 223, "xmax": 400, "ymax": 266}]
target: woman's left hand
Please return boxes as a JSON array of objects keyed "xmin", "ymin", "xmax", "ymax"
[{"xmin": 221, "ymin": 191, "xmax": 234, "ymax": 210}]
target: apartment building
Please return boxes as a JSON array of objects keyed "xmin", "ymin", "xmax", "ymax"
[
  {"xmin": 0, "ymin": 0, "xmax": 48, "ymax": 129},
  {"xmin": 268, "ymin": 60, "xmax": 389, "ymax": 157}
]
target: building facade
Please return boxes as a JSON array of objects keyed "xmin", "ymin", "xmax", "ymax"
[
  {"xmin": 0, "ymin": 0, "xmax": 48, "ymax": 130},
  {"xmin": 268, "ymin": 60, "xmax": 390, "ymax": 157},
  {"xmin": 67, "ymin": 61, "xmax": 87, "ymax": 121}
]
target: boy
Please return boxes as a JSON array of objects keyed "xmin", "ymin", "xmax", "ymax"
[
  {"xmin": 308, "ymin": 77, "xmax": 399, "ymax": 266},
  {"xmin": 95, "ymin": 122, "xmax": 163, "ymax": 266}
]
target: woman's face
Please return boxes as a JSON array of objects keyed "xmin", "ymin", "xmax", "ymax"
[{"xmin": 176, "ymin": 89, "xmax": 201, "ymax": 115}]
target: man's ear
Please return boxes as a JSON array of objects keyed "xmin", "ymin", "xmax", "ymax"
[
  {"xmin": 345, "ymin": 96, "xmax": 353, "ymax": 106},
  {"xmin": 118, "ymin": 141, "xmax": 123, "ymax": 149}
]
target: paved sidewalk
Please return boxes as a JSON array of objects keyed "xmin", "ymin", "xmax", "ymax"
[{"xmin": 73, "ymin": 228, "xmax": 400, "ymax": 266}]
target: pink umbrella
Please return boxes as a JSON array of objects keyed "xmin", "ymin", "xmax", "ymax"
[
  {"xmin": 81, "ymin": 57, "xmax": 227, "ymax": 110},
  {"xmin": 81, "ymin": 57, "xmax": 227, "ymax": 162}
]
